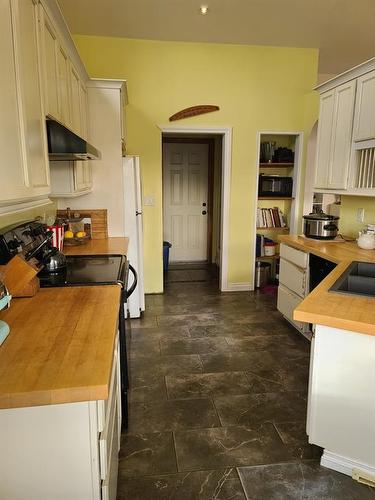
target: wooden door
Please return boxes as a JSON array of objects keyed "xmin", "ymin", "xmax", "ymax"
[{"xmin": 163, "ymin": 143, "xmax": 209, "ymax": 262}]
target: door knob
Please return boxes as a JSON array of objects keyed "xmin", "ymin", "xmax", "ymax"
[{"xmin": 202, "ymin": 210, "xmax": 207, "ymax": 215}]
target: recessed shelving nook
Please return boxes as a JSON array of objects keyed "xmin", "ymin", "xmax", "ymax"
[{"xmin": 253, "ymin": 132, "xmax": 303, "ymax": 286}]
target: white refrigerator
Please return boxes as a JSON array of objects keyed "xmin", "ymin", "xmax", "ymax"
[{"xmin": 123, "ymin": 155, "xmax": 145, "ymax": 318}]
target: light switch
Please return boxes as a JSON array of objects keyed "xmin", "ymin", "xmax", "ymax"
[{"xmin": 143, "ymin": 195, "xmax": 155, "ymax": 206}]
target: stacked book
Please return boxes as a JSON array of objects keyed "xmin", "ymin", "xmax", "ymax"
[{"xmin": 256, "ymin": 207, "xmax": 287, "ymax": 228}]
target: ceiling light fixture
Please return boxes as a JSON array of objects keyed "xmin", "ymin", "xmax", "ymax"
[{"xmin": 200, "ymin": 5, "xmax": 209, "ymax": 15}]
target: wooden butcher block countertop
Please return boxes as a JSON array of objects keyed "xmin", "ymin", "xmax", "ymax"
[
  {"xmin": 278, "ymin": 235, "xmax": 375, "ymax": 336},
  {"xmin": 0, "ymin": 286, "xmax": 121, "ymax": 409},
  {"xmin": 64, "ymin": 237, "xmax": 129, "ymax": 256}
]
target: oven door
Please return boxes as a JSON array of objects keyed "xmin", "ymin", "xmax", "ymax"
[{"xmin": 118, "ymin": 261, "xmax": 138, "ymax": 430}]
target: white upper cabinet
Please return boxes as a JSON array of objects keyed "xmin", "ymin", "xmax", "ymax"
[
  {"xmin": 315, "ymin": 81, "xmax": 356, "ymax": 190},
  {"xmin": 56, "ymin": 44, "xmax": 71, "ymax": 127},
  {"xmin": 39, "ymin": 6, "xmax": 59, "ymax": 120},
  {"xmin": 353, "ymin": 70, "xmax": 375, "ymax": 142},
  {"xmin": 315, "ymin": 91, "xmax": 335, "ymax": 189},
  {"xmin": 0, "ymin": 0, "xmax": 50, "ymax": 205}
]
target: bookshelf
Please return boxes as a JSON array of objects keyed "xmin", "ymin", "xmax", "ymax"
[{"xmin": 254, "ymin": 132, "xmax": 303, "ymax": 286}]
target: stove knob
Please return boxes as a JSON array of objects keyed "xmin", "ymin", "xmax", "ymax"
[{"xmin": 8, "ymin": 238, "xmax": 22, "ymax": 251}]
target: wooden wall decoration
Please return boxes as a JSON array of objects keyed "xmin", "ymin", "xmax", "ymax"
[{"xmin": 169, "ymin": 105, "xmax": 220, "ymax": 122}]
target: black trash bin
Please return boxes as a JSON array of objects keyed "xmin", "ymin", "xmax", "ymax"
[{"xmin": 163, "ymin": 241, "xmax": 172, "ymax": 273}]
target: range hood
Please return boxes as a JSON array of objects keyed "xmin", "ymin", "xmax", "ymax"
[{"xmin": 46, "ymin": 120, "xmax": 101, "ymax": 161}]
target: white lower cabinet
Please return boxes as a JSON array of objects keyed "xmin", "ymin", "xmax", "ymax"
[
  {"xmin": 0, "ymin": 337, "xmax": 121, "ymax": 500},
  {"xmin": 277, "ymin": 244, "xmax": 311, "ymax": 339},
  {"xmin": 307, "ymin": 325, "xmax": 375, "ymax": 478}
]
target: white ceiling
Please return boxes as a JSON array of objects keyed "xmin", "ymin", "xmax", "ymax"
[{"xmin": 58, "ymin": 0, "xmax": 375, "ymax": 75}]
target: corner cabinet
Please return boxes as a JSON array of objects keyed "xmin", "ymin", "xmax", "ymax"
[
  {"xmin": 0, "ymin": 0, "xmax": 50, "ymax": 207},
  {"xmin": 314, "ymin": 58, "xmax": 375, "ymax": 195},
  {"xmin": 314, "ymin": 81, "xmax": 356, "ymax": 190}
]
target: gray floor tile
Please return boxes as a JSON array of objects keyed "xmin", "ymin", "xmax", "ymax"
[
  {"xmin": 157, "ymin": 313, "xmax": 220, "ymax": 328},
  {"xmin": 129, "ymin": 376, "xmax": 167, "ymax": 402},
  {"xmin": 200, "ymin": 350, "xmax": 277, "ymax": 373},
  {"xmin": 226, "ymin": 334, "xmax": 303, "ymax": 351},
  {"xmin": 129, "ymin": 338, "xmax": 161, "ymax": 357},
  {"xmin": 117, "ymin": 468, "xmax": 246, "ymax": 500},
  {"xmin": 130, "ymin": 325, "xmax": 191, "ymax": 340},
  {"xmin": 160, "ymin": 337, "xmax": 229, "ymax": 355},
  {"xmin": 131, "ymin": 354, "xmax": 203, "ymax": 379},
  {"xmin": 214, "ymin": 392, "xmax": 307, "ymax": 427},
  {"xmin": 166, "ymin": 371, "xmax": 255, "ymax": 399},
  {"xmin": 119, "ymin": 431, "xmax": 177, "ymax": 477},
  {"xmin": 174, "ymin": 423, "xmax": 293, "ymax": 471},
  {"xmin": 128, "ymin": 398, "xmax": 221, "ymax": 433},
  {"xmin": 274, "ymin": 421, "xmax": 322, "ymax": 460},
  {"xmin": 128, "ymin": 316, "xmax": 158, "ymax": 329},
  {"xmin": 237, "ymin": 461, "xmax": 375, "ymax": 499}
]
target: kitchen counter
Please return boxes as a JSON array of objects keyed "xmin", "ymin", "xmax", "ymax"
[
  {"xmin": 278, "ymin": 235, "xmax": 375, "ymax": 336},
  {"xmin": 0, "ymin": 285, "xmax": 121, "ymax": 409},
  {"xmin": 63, "ymin": 237, "xmax": 129, "ymax": 256}
]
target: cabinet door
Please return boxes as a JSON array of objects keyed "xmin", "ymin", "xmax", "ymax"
[
  {"xmin": 328, "ymin": 80, "xmax": 356, "ymax": 189},
  {"xmin": 69, "ymin": 63, "xmax": 81, "ymax": 135},
  {"xmin": 56, "ymin": 44, "xmax": 71, "ymax": 127},
  {"xmin": 13, "ymin": 0, "xmax": 50, "ymax": 196},
  {"xmin": 79, "ymin": 81, "xmax": 88, "ymax": 139},
  {"xmin": 315, "ymin": 90, "xmax": 334, "ymax": 188},
  {"xmin": 74, "ymin": 162, "xmax": 86, "ymax": 191},
  {"xmin": 353, "ymin": 70, "xmax": 375, "ymax": 142},
  {"xmin": 0, "ymin": 0, "xmax": 29, "ymax": 203},
  {"xmin": 39, "ymin": 6, "xmax": 59, "ymax": 120}
]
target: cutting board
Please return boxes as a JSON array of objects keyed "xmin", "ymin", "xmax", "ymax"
[{"xmin": 0, "ymin": 256, "xmax": 39, "ymax": 297}]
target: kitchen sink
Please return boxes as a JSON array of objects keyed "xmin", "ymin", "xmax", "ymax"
[{"xmin": 329, "ymin": 261, "xmax": 375, "ymax": 297}]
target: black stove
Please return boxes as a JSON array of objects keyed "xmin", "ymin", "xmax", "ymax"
[{"xmin": 38, "ymin": 254, "xmax": 127, "ymax": 288}]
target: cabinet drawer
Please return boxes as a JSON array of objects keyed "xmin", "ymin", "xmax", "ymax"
[
  {"xmin": 101, "ymin": 398, "xmax": 120, "ymax": 500},
  {"xmin": 99, "ymin": 372, "xmax": 118, "ymax": 480},
  {"xmin": 277, "ymin": 284, "xmax": 306, "ymax": 331},
  {"xmin": 279, "ymin": 258, "xmax": 307, "ymax": 298},
  {"xmin": 280, "ymin": 244, "xmax": 308, "ymax": 269},
  {"xmin": 97, "ymin": 336, "xmax": 119, "ymax": 432}
]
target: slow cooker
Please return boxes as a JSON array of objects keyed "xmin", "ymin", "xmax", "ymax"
[{"xmin": 303, "ymin": 212, "xmax": 339, "ymax": 240}]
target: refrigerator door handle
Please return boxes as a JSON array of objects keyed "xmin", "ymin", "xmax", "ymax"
[{"xmin": 136, "ymin": 211, "xmax": 142, "ymax": 216}]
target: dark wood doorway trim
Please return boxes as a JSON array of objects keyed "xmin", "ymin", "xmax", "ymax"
[{"xmin": 162, "ymin": 137, "xmax": 215, "ymax": 262}]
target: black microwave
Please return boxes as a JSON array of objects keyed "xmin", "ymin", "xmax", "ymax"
[{"xmin": 258, "ymin": 175, "xmax": 293, "ymax": 197}]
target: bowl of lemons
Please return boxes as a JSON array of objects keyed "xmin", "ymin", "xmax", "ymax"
[{"xmin": 64, "ymin": 229, "xmax": 90, "ymax": 245}]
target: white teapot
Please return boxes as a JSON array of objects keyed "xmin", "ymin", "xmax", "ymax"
[{"xmin": 357, "ymin": 230, "xmax": 375, "ymax": 250}]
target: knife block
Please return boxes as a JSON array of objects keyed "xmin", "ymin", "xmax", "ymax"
[{"xmin": 0, "ymin": 256, "xmax": 40, "ymax": 297}]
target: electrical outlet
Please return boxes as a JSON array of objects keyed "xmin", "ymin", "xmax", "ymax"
[{"xmin": 356, "ymin": 208, "xmax": 365, "ymax": 223}]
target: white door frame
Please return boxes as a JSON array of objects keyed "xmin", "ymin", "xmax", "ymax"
[
  {"xmin": 253, "ymin": 130, "xmax": 304, "ymax": 289},
  {"xmin": 159, "ymin": 125, "xmax": 232, "ymax": 291}
]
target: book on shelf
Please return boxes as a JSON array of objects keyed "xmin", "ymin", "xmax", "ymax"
[{"xmin": 256, "ymin": 207, "xmax": 287, "ymax": 228}]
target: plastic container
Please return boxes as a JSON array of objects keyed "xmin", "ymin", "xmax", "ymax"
[
  {"xmin": 264, "ymin": 241, "xmax": 276, "ymax": 256},
  {"xmin": 163, "ymin": 241, "xmax": 172, "ymax": 273},
  {"xmin": 255, "ymin": 261, "xmax": 271, "ymax": 289}
]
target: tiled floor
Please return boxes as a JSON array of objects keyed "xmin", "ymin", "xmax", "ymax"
[{"xmin": 117, "ymin": 264, "xmax": 375, "ymax": 499}]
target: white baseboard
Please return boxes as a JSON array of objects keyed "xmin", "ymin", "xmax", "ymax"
[
  {"xmin": 321, "ymin": 450, "xmax": 375, "ymax": 480},
  {"xmin": 223, "ymin": 282, "xmax": 253, "ymax": 292}
]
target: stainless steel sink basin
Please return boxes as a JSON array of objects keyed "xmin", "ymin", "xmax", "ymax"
[{"xmin": 329, "ymin": 261, "xmax": 375, "ymax": 297}]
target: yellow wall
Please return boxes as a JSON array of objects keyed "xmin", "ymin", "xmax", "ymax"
[
  {"xmin": 74, "ymin": 35, "xmax": 318, "ymax": 292},
  {"xmin": 0, "ymin": 202, "xmax": 57, "ymax": 230},
  {"xmin": 339, "ymin": 196, "xmax": 375, "ymax": 237}
]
